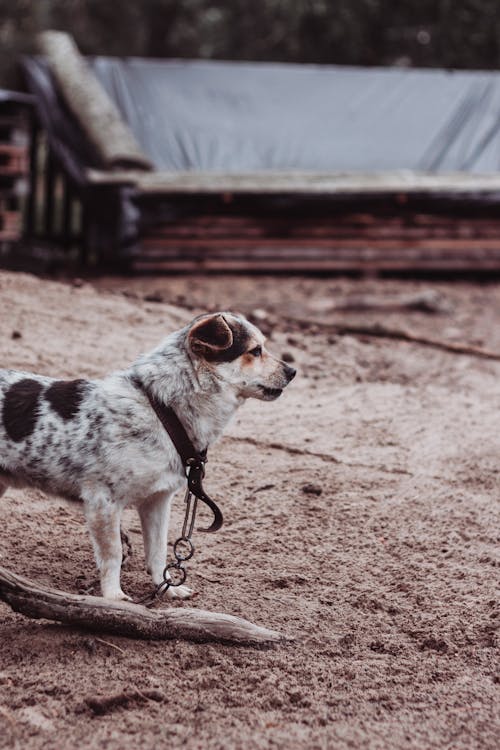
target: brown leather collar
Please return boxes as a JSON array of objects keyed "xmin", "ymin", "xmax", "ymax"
[
  {"xmin": 144, "ymin": 390, "xmax": 207, "ymax": 467},
  {"xmin": 132, "ymin": 377, "xmax": 223, "ymax": 532}
]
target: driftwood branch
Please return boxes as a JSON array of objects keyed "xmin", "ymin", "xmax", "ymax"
[
  {"xmin": 37, "ymin": 31, "xmax": 153, "ymax": 172},
  {"xmin": 0, "ymin": 566, "xmax": 284, "ymax": 645}
]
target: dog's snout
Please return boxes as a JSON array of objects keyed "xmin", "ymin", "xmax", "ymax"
[{"xmin": 283, "ymin": 363, "xmax": 297, "ymax": 382}]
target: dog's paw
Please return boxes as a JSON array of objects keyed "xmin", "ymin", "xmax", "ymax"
[{"xmin": 165, "ymin": 584, "xmax": 194, "ymax": 600}]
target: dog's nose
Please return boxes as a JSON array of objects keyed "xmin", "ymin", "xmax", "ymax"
[{"xmin": 283, "ymin": 364, "xmax": 297, "ymax": 382}]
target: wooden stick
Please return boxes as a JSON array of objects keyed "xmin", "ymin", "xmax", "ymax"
[
  {"xmin": 0, "ymin": 566, "xmax": 285, "ymax": 645},
  {"xmin": 94, "ymin": 637, "xmax": 126, "ymax": 654}
]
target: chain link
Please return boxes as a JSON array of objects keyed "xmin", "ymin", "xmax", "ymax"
[{"xmin": 134, "ymin": 485, "xmax": 198, "ymax": 607}]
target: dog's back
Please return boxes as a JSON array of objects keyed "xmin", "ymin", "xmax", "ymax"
[{"xmin": 0, "ymin": 369, "xmax": 94, "ymax": 498}]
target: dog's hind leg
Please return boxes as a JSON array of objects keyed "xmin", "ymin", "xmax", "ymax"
[
  {"xmin": 82, "ymin": 490, "xmax": 128, "ymax": 601},
  {"xmin": 139, "ymin": 491, "xmax": 193, "ymax": 600}
]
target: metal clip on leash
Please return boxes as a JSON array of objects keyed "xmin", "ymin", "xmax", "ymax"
[
  {"xmin": 136, "ymin": 455, "xmax": 224, "ymax": 607},
  {"xmin": 154, "ymin": 484, "xmax": 198, "ymax": 596},
  {"xmin": 130, "ymin": 384, "xmax": 224, "ymax": 607},
  {"xmin": 135, "ymin": 483, "xmax": 198, "ymax": 607},
  {"xmin": 155, "ymin": 454, "xmax": 218, "ymax": 596}
]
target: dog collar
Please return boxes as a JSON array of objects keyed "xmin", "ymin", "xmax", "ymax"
[{"xmin": 134, "ymin": 379, "xmax": 223, "ymax": 533}]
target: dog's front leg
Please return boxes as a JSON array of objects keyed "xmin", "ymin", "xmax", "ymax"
[
  {"xmin": 139, "ymin": 491, "xmax": 193, "ymax": 600},
  {"xmin": 83, "ymin": 491, "xmax": 128, "ymax": 600}
]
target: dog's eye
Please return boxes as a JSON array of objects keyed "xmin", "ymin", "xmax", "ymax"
[{"xmin": 249, "ymin": 346, "xmax": 262, "ymax": 357}]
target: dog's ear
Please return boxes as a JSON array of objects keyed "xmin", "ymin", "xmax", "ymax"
[{"xmin": 188, "ymin": 314, "xmax": 233, "ymax": 356}]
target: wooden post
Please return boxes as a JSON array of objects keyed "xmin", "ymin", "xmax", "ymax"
[
  {"xmin": 61, "ymin": 172, "xmax": 73, "ymax": 248},
  {"xmin": 43, "ymin": 148, "xmax": 55, "ymax": 240},
  {"xmin": 25, "ymin": 115, "xmax": 39, "ymax": 238}
]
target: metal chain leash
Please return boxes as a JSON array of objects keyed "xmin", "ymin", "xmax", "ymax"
[
  {"xmin": 133, "ymin": 449, "xmax": 225, "ymax": 608},
  {"xmin": 134, "ymin": 483, "xmax": 199, "ymax": 607}
]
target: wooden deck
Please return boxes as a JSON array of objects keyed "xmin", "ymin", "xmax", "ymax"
[
  {"xmin": 84, "ymin": 169, "xmax": 500, "ymax": 272},
  {"xmin": 130, "ymin": 211, "xmax": 500, "ymax": 273}
]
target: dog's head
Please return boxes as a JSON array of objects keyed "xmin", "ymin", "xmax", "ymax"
[{"xmin": 186, "ymin": 312, "xmax": 296, "ymax": 400}]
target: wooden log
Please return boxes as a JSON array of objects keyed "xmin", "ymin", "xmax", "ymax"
[
  {"xmin": 140, "ymin": 236, "xmax": 500, "ymax": 251},
  {"xmin": 37, "ymin": 31, "xmax": 153, "ymax": 172},
  {"xmin": 0, "ymin": 566, "xmax": 284, "ymax": 645},
  {"xmin": 131, "ymin": 257, "xmax": 500, "ymax": 272},
  {"xmin": 147, "ymin": 213, "xmax": 500, "ymax": 229},
  {"xmin": 144, "ymin": 213, "xmax": 500, "ymax": 231},
  {"xmin": 85, "ymin": 167, "xmax": 500, "ymax": 194},
  {"xmin": 146, "ymin": 223, "xmax": 500, "ymax": 240}
]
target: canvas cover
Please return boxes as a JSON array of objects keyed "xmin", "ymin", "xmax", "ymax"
[{"xmin": 23, "ymin": 56, "xmax": 500, "ymax": 177}]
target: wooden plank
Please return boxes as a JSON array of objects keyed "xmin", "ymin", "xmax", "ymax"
[
  {"xmin": 0, "ymin": 211, "xmax": 22, "ymax": 231},
  {"xmin": 141, "ymin": 236, "xmax": 500, "ymax": 251},
  {"xmin": 131, "ymin": 256, "xmax": 500, "ymax": 272},
  {"xmin": 131, "ymin": 226, "xmax": 500, "ymax": 272},
  {"xmin": 0, "ymin": 144, "xmax": 29, "ymax": 176},
  {"xmin": 86, "ymin": 168, "xmax": 500, "ymax": 196},
  {"xmin": 143, "ymin": 213, "xmax": 500, "ymax": 244},
  {"xmin": 156, "ymin": 212, "xmax": 500, "ymax": 229},
  {"xmin": 0, "ymin": 229, "xmax": 20, "ymax": 241},
  {"xmin": 135, "ymin": 243, "xmax": 500, "ymax": 259},
  {"xmin": 136, "ymin": 245, "xmax": 500, "ymax": 264},
  {"xmin": 146, "ymin": 223, "xmax": 500, "ymax": 240}
]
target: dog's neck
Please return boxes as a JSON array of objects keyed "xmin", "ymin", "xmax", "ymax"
[{"xmin": 126, "ymin": 331, "xmax": 243, "ymax": 452}]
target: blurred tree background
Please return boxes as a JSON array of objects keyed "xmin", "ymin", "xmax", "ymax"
[{"xmin": 2, "ymin": 0, "xmax": 500, "ymax": 86}]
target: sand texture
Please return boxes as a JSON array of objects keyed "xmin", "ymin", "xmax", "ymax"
[{"xmin": 0, "ymin": 271, "xmax": 498, "ymax": 749}]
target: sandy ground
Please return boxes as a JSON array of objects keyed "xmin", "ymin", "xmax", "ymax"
[{"xmin": 0, "ymin": 270, "xmax": 498, "ymax": 750}]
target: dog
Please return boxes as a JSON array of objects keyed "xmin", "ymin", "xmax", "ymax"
[{"xmin": 0, "ymin": 312, "xmax": 296, "ymax": 600}]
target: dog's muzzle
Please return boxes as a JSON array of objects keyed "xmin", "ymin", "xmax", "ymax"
[{"xmin": 259, "ymin": 364, "xmax": 296, "ymax": 400}]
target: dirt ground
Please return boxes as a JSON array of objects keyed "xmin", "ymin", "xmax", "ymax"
[{"xmin": 0, "ymin": 270, "xmax": 498, "ymax": 750}]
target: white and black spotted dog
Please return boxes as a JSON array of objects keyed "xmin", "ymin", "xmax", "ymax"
[{"xmin": 0, "ymin": 313, "xmax": 295, "ymax": 601}]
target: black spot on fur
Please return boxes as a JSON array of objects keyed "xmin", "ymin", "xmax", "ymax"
[
  {"xmin": 2, "ymin": 378, "xmax": 43, "ymax": 442},
  {"xmin": 45, "ymin": 379, "xmax": 88, "ymax": 421}
]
